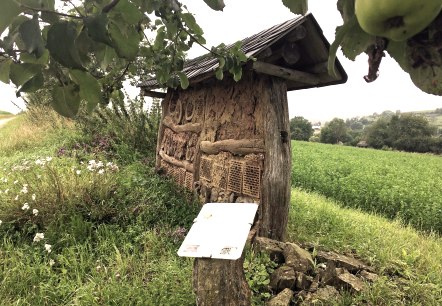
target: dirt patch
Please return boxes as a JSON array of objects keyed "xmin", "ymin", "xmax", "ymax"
[{"xmin": 0, "ymin": 117, "xmax": 16, "ymax": 129}]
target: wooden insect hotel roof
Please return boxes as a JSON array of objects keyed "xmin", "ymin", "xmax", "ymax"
[{"xmin": 140, "ymin": 13, "xmax": 347, "ymax": 92}]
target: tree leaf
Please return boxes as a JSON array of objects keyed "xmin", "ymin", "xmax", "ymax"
[
  {"xmin": 282, "ymin": 0, "xmax": 308, "ymax": 15},
  {"xmin": 47, "ymin": 22, "xmax": 84, "ymax": 70},
  {"xmin": 69, "ymin": 69, "xmax": 103, "ymax": 113},
  {"xmin": 51, "ymin": 83, "xmax": 81, "ymax": 118},
  {"xmin": 328, "ymin": 16, "xmax": 358, "ymax": 77},
  {"xmin": 340, "ymin": 21, "xmax": 375, "ymax": 61},
  {"xmin": 177, "ymin": 71, "xmax": 189, "ymax": 89},
  {"xmin": 17, "ymin": 71, "xmax": 44, "ymax": 95},
  {"xmin": 0, "ymin": 0, "xmax": 22, "ymax": 36},
  {"xmin": 203, "ymin": 0, "xmax": 225, "ymax": 11},
  {"xmin": 108, "ymin": 20, "xmax": 140, "ymax": 60},
  {"xmin": 19, "ymin": 0, "xmax": 55, "ymax": 10},
  {"xmin": 19, "ymin": 16, "xmax": 46, "ymax": 58},
  {"xmin": 0, "ymin": 59, "xmax": 13, "ymax": 84},
  {"xmin": 84, "ymin": 14, "xmax": 113, "ymax": 46},
  {"xmin": 96, "ymin": 45, "xmax": 117, "ymax": 70},
  {"xmin": 9, "ymin": 62, "xmax": 42, "ymax": 87},
  {"xmin": 181, "ymin": 13, "xmax": 204, "ymax": 36},
  {"xmin": 113, "ymin": 0, "xmax": 143, "ymax": 25},
  {"xmin": 20, "ymin": 49, "xmax": 49, "ymax": 65},
  {"xmin": 215, "ymin": 67, "xmax": 223, "ymax": 80}
]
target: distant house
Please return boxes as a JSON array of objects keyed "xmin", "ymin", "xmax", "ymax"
[{"xmin": 312, "ymin": 124, "xmax": 321, "ymax": 135}]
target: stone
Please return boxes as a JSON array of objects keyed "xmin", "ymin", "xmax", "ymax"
[
  {"xmin": 307, "ymin": 286, "xmax": 341, "ymax": 304},
  {"xmin": 319, "ymin": 260, "xmax": 337, "ymax": 286},
  {"xmin": 335, "ymin": 268, "xmax": 365, "ymax": 293},
  {"xmin": 254, "ymin": 237, "xmax": 285, "ymax": 263},
  {"xmin": 270, "ymin": 265, "xmax": 296, "ymax": 291},
  {"xmin": 359, "ymin": 270, "xmax": 379, "ymax": 282},
  {"xmin": 283, "ymin": 242, "xmax": 314, "ymax": 273},
  {"xmin": 316, "ymin": 251, "xmax": 369, "ymax": 273},
  {"xmin": 266, "ymin": 288, "xmax": 294, "ymax": 306},
  {"xmin": 295, "ymin": 272, "xmax": 313, "ymax": 291}
]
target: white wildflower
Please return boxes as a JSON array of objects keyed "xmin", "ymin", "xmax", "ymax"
[
  {"xmin": 46, "ymin": 157, "xmax": 53, "ymax": 162},
  {"xmin": 32, "ymin": 194, "xmax": 36, "ymax": 201},
  {"xmin": 4, "ymin": 189, "xmax": 9, "ymax": 194},
  {"xmin": 21, "ymin": 185, "xmax": 28, "ymax": 194},
  {"xmin": 44, "ymin": 243, "xmax": 52, "ymax": 253},
  {"xmin": 35, "ymin": 159, "xmax": 43, "ymax": 166},
  {"xmin": 33, "ymin": 232, "xmax": 44, "ymax": 242},
  {"xmin": 49, "ymin": 259, "xmax": 55, "ymax": 266},
  {"xmin": 0, "ymin": 177, "xmax": 7, "ymax": 183},
  {"xmin": 14, "ymin": 195, "xmax": 19, "ymax": 201},
  {"xmin": 98, "ymin": 169, "xmax": 105, "ymax": 175},
  {"xmin": 13, "ymin": 180, "xmax": 18, "ymax": 185},
  {"xmin": 21, "ymin": 203, "xmax": 30, "ymax": 210},
  {"xmin": 76, "ymin": 170, "xmax": 81, "ymax": 175},
  {"xmin": 0, "ymin": 220, "xmax": 2, "ymax": 225},
  {"xmin": 32, "ymin": 209, "xmax": 39, "ymax": 216}
]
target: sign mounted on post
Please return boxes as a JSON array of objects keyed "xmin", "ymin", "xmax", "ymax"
[{"xmin": 178, "ymin": 202, "xmax": 258, "ymax": 260}]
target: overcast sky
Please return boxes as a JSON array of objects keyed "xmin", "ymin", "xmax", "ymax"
[{"xmin": 1, "ymin": 0, "xmax": 441, "ymax": 122}]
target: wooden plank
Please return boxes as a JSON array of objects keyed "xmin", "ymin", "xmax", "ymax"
[
  {"xmin": 163, "ymin": 116, "xmax": 202, "ymax": 133},
  {"xmin": 200, "ymin": 139, "xmax": 265, "ymax": 155},
  {"xmin": 252, "ymin": 61, "xmax": 319, "ymax": 85},
  {"xmin": 141, "ymin": 89, "xmax": 167, "ymax": 98},
  {"xmin": 159, "ymin": 150, "xmax": 194, "ymax": 173}
]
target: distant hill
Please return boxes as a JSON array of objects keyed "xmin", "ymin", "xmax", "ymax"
[
  {"xmin": 0, "ymin": 110, "xmax": 12, "ymax": 115},
  {"xmin": 403, "ymin": 109, "xmax": 442, "ymax": 130},
  {"xmin": 350, "ymin": 109, "xmax": 442, "ymax": 131}
]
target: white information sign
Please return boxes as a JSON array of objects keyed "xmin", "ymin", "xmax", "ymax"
[{"xmin": 178, "ymin": 202, "xmax": 258, "ymax": 260}]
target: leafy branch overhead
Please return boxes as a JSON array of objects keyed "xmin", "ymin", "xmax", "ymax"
[
  {"xmin": 1, "ymin": 0, "xmax": 441, "ymax": 118},
  {"xmin": 0, "ymin": 0, "xmax": 246, "ymax": 117}
]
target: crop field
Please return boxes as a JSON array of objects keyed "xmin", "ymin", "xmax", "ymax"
[{"xmin": 292, "ymin": 141, "xmax": 442, "ymax": 233}]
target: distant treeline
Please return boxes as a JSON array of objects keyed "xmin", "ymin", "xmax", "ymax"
[{"xmin": 290, "ymin": 109, "xmax": 442, "ymax": 154}]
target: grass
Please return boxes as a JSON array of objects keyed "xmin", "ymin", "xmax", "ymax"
[
  {"xmin": 292, "ymin": 140, "xmax": 442, "ymax": 233},
  {"xmin": 288, "ymin": 188, "xmax": 442, "ymax": 305},
  {"xmin": 0, "ymin": 107, "xmax": 199, "ymax": 305}
]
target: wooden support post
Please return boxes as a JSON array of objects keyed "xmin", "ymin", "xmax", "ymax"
[
  {"xmin": 259, "ymin": 77, "xmax": 291, "ymax": 240},
  {"xmin": 193, "ymin": 256, "xmax": 251, "ymax": 306}
]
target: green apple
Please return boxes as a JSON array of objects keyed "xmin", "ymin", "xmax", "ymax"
[{"xmin": 355, "ymin": 0, "xmax": 442, "ymax": 41}]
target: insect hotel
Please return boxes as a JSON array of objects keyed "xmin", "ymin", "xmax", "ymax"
[
  {"xmin": 140, "ymin": 13, "xmax": 347, "ymax": 304},
  {"xmin": 141, "ymin": 13, "xmax": 346, "ymax": 239}
]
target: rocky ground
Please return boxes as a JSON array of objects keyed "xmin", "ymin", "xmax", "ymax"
[{"xmin": 254, "ymin": 237, "xmax": 379, "ymax": 305}]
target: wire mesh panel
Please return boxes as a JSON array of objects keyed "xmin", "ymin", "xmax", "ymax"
[
  {"xmin": 171, "ymin": 166, "xmax": 186, "ymax": 186},
  {"xmin": 243, "ymin": 164, "xmax": 261, "ymax": 198},
  {"xmin": 200, "ymin": 157, "xmax": 213, "ymax": 181},
  {"xmin": 212, "ymin": 163, "xmax": 228, "ymax": 190},
  {"xmin": 227, "ymin": 160, "xmax": 244, "ymax": 193},
  {"xmin": 185, "ymin": 171, "xmax": 194, "ymax": 190}
]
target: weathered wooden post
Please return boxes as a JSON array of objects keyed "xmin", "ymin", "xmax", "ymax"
[{"xmin": 140, "ymin": 13, "xmax": 347, "ymax": 305}]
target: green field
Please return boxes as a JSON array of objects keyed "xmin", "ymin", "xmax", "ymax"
[{"xmin": 292, "ymin": 141, "xmax": 442, "ymax": 233}]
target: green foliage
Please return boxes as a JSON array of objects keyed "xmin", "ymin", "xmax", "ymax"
[
  {"xmin": 76, "ymin": 95, "xmax": 161, "ymax": 164},
  {"xmin": 292, "ymin": 141, "xmax": 442, "ymax": 233},
  {"xmin": 282, "ymin": 0, "xmax": 308, "ymax": 15},
  {"xmin": 244, "ymin": 248, "xmax": 278, "ymax": 305},
  {"xmin": 319, "ymin": 117, "xmax": 351, "ymax": 144},
  {"xmin": 288, "ymin": 189, "xmax": 442, "ymax": 305},
  {"xmin": 290, "ymin": 116, "xmax": 313, "ymax": 141},
  {"xmin": 365, "ymin": 113, "xmax": 439, "ymax": 153},
  {"xmin": 0, "ymin": 0, "xmax": 248, "ymax": 118},
  {"xmin": 0, "ymin": 107, "xmax": 199, "ymax": 305}
]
